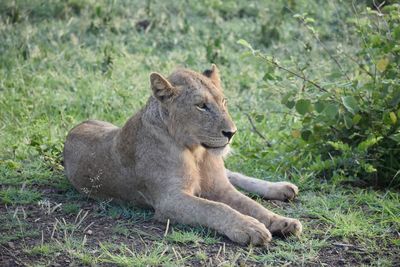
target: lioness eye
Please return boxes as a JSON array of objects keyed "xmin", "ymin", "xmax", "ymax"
[{"xmin": 196, "ymin": 103, "xmax": 209, "ymax": 111}]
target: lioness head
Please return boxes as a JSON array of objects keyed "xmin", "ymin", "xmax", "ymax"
[{"xmin": 149, "ymin": 64, "xmax": 237, "ymax": 156}]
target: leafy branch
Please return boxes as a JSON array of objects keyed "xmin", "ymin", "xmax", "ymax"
[
  {"xmin": 288, "ymin": 10, "xmax": 352, "ymax": 82},
  {"xmin": 238, "ymin": 39, "xmax": 329, "ymax": 94}
]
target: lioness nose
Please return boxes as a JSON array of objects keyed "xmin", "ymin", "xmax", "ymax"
[{"xmin": 222, "ymin": 130, "xmax": 236, "ymax": 141}]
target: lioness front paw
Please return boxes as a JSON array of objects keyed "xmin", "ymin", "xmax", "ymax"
[
  {"xmin": 269, "ymin": 217, "xmax": 302, "ymax": 237},
  {"xmin": 269, "ymin": 182, "xmax": 299, "ymax": 201},
  {"xmin": 225, "ymin": 216, "xmax": 272, "ymax": 246}
]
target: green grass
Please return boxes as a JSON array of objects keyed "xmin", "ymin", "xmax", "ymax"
[
  {"xmin": 0, "ymin": 0, "xmax": 399, "ymax": 266},
  {"xmin": 99, "ymin": 202, "xmax": 154, "ymax": 222},
  {"xmin": 112, "ymin": 221, "xmax": 159, "ymax": 240},
  {"xmin": 99, "ymin": 243, "xmax": 176, "ymax": 267},
  {"xmin": 0, "ymin": 187, "xmax": 42, "ymax": 205},
  {"xmin": 166, "ymin": 229, "xmax": 220, "ymax": 245},
  {"xmin": 0, "ymin": 211, "xmax": 40, "ymax": 246},
  {"xmin": 27, "ymin": 244, "xmax": 59, "ymax": 256},
  {"xmin": 0, "ymin": 229, "xmax": 40, "ymax": 246},
  {"xmin": 62, "ymin": 202, "xmax": 81, "ymax": 214}
]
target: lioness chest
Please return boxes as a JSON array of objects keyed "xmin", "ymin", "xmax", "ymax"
[{"xmin": 179, "ymin": 147, "xmax": 226, "ymax": 198}]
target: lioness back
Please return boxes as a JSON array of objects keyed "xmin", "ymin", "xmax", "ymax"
[
  {"xmin": 64, "ymin": 120, "xmax": 119, "ymax": 194},
  {"xmin": 64, "ymin": 113, "xmax": 153, "ymax": 207}
]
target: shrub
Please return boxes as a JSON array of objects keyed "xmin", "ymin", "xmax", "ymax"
[{"xmin": 239, "ymin": 4, "xmax": 400, "ymax": 187}]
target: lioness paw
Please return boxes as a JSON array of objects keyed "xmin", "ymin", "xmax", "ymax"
[
  {"xmin": 269, "ymin": 182, "xmax": 299, "ymax": 201},
  {"xmin": 225, "ymin": 216, "xmax": 272, "ymax": 246},
  {"xmin": 269, "ymin": 217, "xmax": 302, "ymax": 237}
]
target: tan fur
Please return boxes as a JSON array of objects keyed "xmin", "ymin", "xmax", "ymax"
[{"xmin": 63, "ymin": 65, "xmax": 302, "ymax": 245}]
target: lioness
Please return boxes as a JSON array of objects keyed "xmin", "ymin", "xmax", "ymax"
[{"xmin": 64, "ymin": 65, "xmax": 302, "ymax": 245}]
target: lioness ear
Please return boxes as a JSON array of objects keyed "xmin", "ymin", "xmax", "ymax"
[
  {"xmin": 150, "ymin": 72, "xmax": 176, "ymax": 103},
  {"xmin": 203, "ymin": 64, "xmax": 222, "ymax": 89}
]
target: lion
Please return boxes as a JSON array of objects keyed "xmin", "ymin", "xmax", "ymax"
[{"xmin": 63, "ymin": 65, "xmax": 302, "ymax": 245}]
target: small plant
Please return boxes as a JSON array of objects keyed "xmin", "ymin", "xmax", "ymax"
[
  {"xmin": 62, "ymin": 203, "xmax": 81, "ymax": 214},
  {"xmin": 28, "ymin": 243, "xmax": 58, "ymax": 256}
]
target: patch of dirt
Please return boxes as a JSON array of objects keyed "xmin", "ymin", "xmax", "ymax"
[{"xmin": 0, "ymin": 185, "xmax": 399, "ymax": 266}]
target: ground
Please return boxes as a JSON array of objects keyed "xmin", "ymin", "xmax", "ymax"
[{"xmin": 0, "ymin": 1, "xmax": 399, "ymax": 266}]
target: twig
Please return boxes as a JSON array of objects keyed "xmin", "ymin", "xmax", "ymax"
[
  {"xmin": 255, "ymin": 52, "xmax": 328, "ymax": 93},
  {"xmin": 340, "ymin": 50, "xmax": 374, "ymax": 78},
  {"xmin": 373, "ymin": 0, "xmax": 390, "ymax": 31},
  {"xmin": 351, "ymin": 1, "xmax": 376, "ymax": 82},
  {"xmin": 51, "ymin": 219, "xmax": 58, "ymax": 239},
  {"xmin": 307, "ymin": 28, "xmax": 351, "ymax": 82},
  {"xmin": 333, "ymin": 242, "xmax": 355, "ymax": 247},
  {"xmin": 171, "ymin": 246, "xmax": 179, "ymax": 261},
  {"xmin": 215, "ymin": 245, "xmax": 222, "ymax": 259},
  {"xmin": 163, "ymin": 219, "xmax": 170, "ymax": 237},
  {"xmin": 83, "ymin": 221, "xmax": 95, "ymax": 233},
  {"xmin": 333, "ymin": 242, "xmax": 367, "ymax": 251},
  {"xmin": 244, "ymin": 112, "xmax": 272, "ymax": 147},
  {"xmin": 285, "ymin": 7, "xmax": 351, "ymax": 81}
]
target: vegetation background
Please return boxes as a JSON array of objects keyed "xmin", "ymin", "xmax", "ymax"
[{"xmin": 0, "ymin": 0, "xmax": 399, "ymax": 266}]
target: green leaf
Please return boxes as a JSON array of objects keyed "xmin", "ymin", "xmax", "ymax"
[
  {"xmin": 389, "ymin": 90, "xmax": 400, "ymax": 107},
  {"xmin": 323, "ymin": 104, "xmax": 339, "ymax": 119},
  {"xmin": 281, "ymin": 92, "xmax": 293, "ymax": 105},
  {"xmin": 291, "ymin": 130, "xmax": 301, "ymax": 138},
  {"xmin": 237, "ymin": 39, "xmax": 253, "ymax": 51},
  {"xmin": 295, "ymin": 99, "xmax": 311, "ymax": 115},
  {"xmin": 301, "ymin": 130, "xmax": 312, "ymax": 141},
  {"xmin": 239, "ymin": 51, "xmax": 253, "ymax": 59},
  {"xmin": 390, "ymin": 112, "xmax": 397, "ymax": 124},
  {"xmin": 304, "ymin": 17, "xmax": 315, "ymax": 24},
  {"xmin": 255, "ymin": 114, "xmax": 264, "ymax": 123},
  {"xmin": 383, "ymin": 113, "xmax": 393, "ymax": 125},
  {"xmin": 343, "ymin": 115, "xmax": 353, "ymax": 129},
  {"xmin": 263, "ymin": 73, "xmax": 276, "ymax": 81},
  {"xmin": 286, "ymin": 100, "xmax": 295, "ymax": 109},
  {"xmin": 314, "ymin": 101, "xmax": 325, "ymax": 113},
  {"xmin": 302, "ymin": 116, "xmax": 312, "ymax": 124},
  {"xmin": 341, "ymin": 96, "xmax": 359, "ymax": 114},
  {"xmin": 376, "ymin": 57, "xmax": 389, "ymax": 72},
  {"xmin": 389, "ymin": 133, "xmax": 400, "ymax": 143},
  {"xmin": 361, "ymin": 163, "xmax": 377, "ymax": 173},
  {"xmin": 393, "ymin": 26, "xmax": 400, "ymax": 40},
  {"xmin": 357, "ymin": 136, "xmax": 382, "ymax": 152},
  {"xmin": 370, "ymin": 34, "xmax": 382, "ymax": 46},
  {"xmin": 328, "ymin": 141, "xmax": 350, "ymax": 152},
  {"xmin": 352, "ymin": 114, "xmax": 362, "ymax": 125}
]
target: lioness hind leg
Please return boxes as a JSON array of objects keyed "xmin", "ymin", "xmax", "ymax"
[{"xmin": 226, "ymin": 170, "xmax": 299, "ymax": 201}]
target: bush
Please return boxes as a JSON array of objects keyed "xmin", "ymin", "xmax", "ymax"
[{"xmin": 239, "ymin": 4, "xmax": 400, "ymax": 188}]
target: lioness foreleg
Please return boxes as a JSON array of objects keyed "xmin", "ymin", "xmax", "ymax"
[
  {"xmin": 216, "ymin": 186, "xmax": 302, "ymax": 236},
  {"xmin": 154, "ymin": 192, "xmax": 272, "ymax": 245},
  {"xmin": 226, "ymin": 170, "xmax": 298, "ymax": 201}
]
